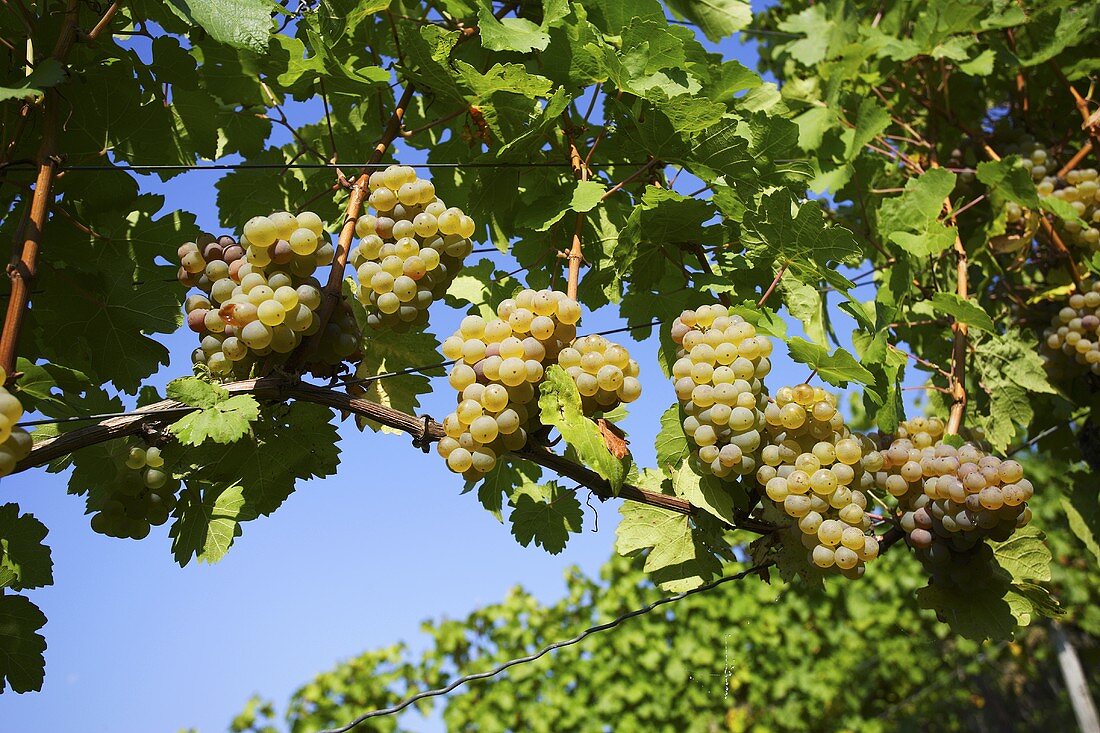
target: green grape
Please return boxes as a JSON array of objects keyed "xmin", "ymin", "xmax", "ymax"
[{"xmin": 125, "ymin": 447, "xmax": 147, "ymax": 470}]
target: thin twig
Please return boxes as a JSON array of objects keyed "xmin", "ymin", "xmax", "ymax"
[
  {"xmin": 757, "ymin": 264, "xmax": 787, "ymax": 307},
  {"xmin": 599, "ymin": 157, "xmax": 658, "ymax": 201}
]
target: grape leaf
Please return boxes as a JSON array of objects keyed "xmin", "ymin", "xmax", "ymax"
[
  {"xmin": 663, "ymin": 0, "xmax": 751, "ymax": 42},
  {"xmin": 916, "ymin": 580, "xmax": 1018, "ymax": 640},
  {"xmin": 169, "ymin": 483, "xmax": 248, "ymax": 566},
  {"xmin": 672, "ymin": 461, "xmax": 736, "ymax": 524},
  {"xmin": 615, "ymin": 500, "xmax": 722, "ymax": 592},
  {"xmin": 164, "ymin": 0, "xmax": 273, "ymax": 51},
  {"xmin": 1062, "ymin": 485, "xmax": 1100, "ymax": 562},
  {"xmin": 925, "ymin": 293, "xmax": 995, "ymax": 333},
  {"xmin": 445, "ymin": 260, "xmax": 518, "ymax": 319},
  {"xmin": 0, "ymin": 505, "xmax": 52, "ymax": 592},
  {"xmin": 776, "ymin": 5, "xmax": 833, "ymax": 66},
  {"xmin": 166, "ymin": 377, "xmax": 260, "ymax": 446},
  {"xmin": 0, "ymin": 59, "xmax": 65, "ymax": 102},
  {"xmin": 976, "ymin": 157, "xmax": 1039, "ymax": 208},
  {"xmin": 786, "ymin": 338, "xmax": 876, "ymax": 390},
  {"xmin": 170, "ymin": 395, "xmax": 261, "ymax": 446},
  {"xmin": 742, "ymin": 191, "xmax": 861, "ymax": 289},
  {"xmin": 727, "ymin": 302, "xmax": 787, "ymax": 339},
  {"xmin": 1039, "ymin": 194, "xmax": 1088, "ymax": 228},
  {"xmin": 687, "ymin": 120, "xmax": 754, "ymax": 182},
  {"xmin": 0, "ymin": 594, "xmax": 47, "ymax": 693},
  {"xmin": 509, "ymin": 482, "xmax": 583, "ymax": 555},
  {"xmin": 166, "ymin": 377, "xmax": 228, "ymax": 408},
  {"xmin": 539, "ymin": 365, "xmax": 625, "ymax": 492},
  {"xmin": 169, "ymin": 401, "xmax": 338, "ymax": 567},
  {"xmin": 655, "ymin": 404, "xmax": 690, "ymax": 476},
  {"xmin": 876, "ymin": 168, "xmax": 958, "ymax": 256},
  {"xmin": 466, "ymin": 458, "xmax": 542, "ymax": 522},
  {"xmin": 992, "ymin": 526, "xmax": 1052, "ymax": 583},
  {"xmin": 570, "ymin": 180, "xmax": 607, "ymax": 213},
  {"xmin": 1004, "ymin": 582, "xmax": 1062, "ymax": 626},
  {"xmin": 843, "ymin": 97, "xmax": 890, "ymax": 160},
  {"xmin": 477, "ymin": 5, "xmax": 551, "ymax": 53}
]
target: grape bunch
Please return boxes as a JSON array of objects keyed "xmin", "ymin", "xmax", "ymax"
[
  {"xmin": 1041, "ymin": 278, "xmax": 1100, "ymax": 376},
  {"xmin": 874, "ymin": 418, "xmax": 1033, "ymax": 562},
  {"xmin": 557, "ymin": 334, "xmax": 642, "ymax": 414},
  {"xmin": 669, "ymin": 305, "xmax": 773, "ymax": 480},
  {"xmin": 0, "ymin": 369, "xmax": 32, "ymax": 478},
  {"xmin": 90, "ymin": 443, "xmax": 179, "ymax": 540},
  {"xmin": 1003, "ymin": 138, "xmax": 1100, "ymax": 250},
  {"xmin": 351, "ymin": 165, "xmax": 475, "ymax": 331},
  {"xmin": 178, "ymin": 211, "xmax": 357, "ymax": 378},
  {"xmin": 1017, "ymin": 139, "xmax": 1055, "ymax": 184},
  {"xmin": 437, "ymin": 289, "xmax": 639, "ymax": 477},
  {"xmin": 1048, "ymin": 167, "xmax": 1100, "ymax": 250},
  {"xmin": 757, "ymin": 384, "xmax": 884, "ymax": 578}
]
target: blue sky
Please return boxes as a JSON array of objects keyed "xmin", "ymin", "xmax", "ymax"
[{"xmin": 0, "ymin": 13, "xmax": 888, "ymax": 733}]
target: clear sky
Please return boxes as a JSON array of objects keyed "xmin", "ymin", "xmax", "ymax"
[{"xmin": 0, "ymin": 13, "xmax": 882, "ymax": 733}]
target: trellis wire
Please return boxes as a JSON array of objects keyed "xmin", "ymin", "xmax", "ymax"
[
  {"xmin": 0, "ymin": 160, "xmax": 653, "ymax": 173},
  {"xmin": 316, "ymin": 563, "xmax": 769, "ymax": 733}
]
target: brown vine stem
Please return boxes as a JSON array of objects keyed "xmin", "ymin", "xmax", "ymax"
[
  {"xmin": 84, "ymin": 0, "xmax": 123, "ymax": 41},
  {"xmin": 1040, "ymin": 219, "xmax": 1084, "ymax": 289},
  {"xmin": 1049, "ymin": 61, "xmax": 1100, "ymax": 150},
  {"xmin": 888, "ymin": 343, "xmax": 952, "ymax": 380},
  {"xmin": 945, "ymin": 203, "xmax": 968, "ymax": 436},
  {"xmin": 756, "ymin": 263, "xmax": 787, "ymax": 307},
  {"xmin": 564, "ymin": 116, "xmax": 587, "ymax": 300},
  {"xmin": 0, "ymin": 0, "xmax": 82, "ymax": 378},
  {"xmin": 285, "ymin": 84, "xmax": 416, "ymax": 373},
  {"xmin": 598, "ymin": 157, "xmax": 658, "ymax": 202},
  {"xmin": 11, "ymin": 376, "xmax": 774, "ymax": 536},
  {"xmin": 1057, "ymin": 141, "xmax": 1093, "ymax": 179}
]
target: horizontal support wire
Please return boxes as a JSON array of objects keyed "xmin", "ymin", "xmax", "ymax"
[
  {"xmin": 316, "ymin": 562, "xmax": 771, "ymax": 733},
  {"xmin": 0, "ymin": 160, "xmax": 652, "ymax": 173}
]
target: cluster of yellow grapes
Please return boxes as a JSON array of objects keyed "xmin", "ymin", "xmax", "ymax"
[
  {"xmin": 352, "ymin": 165, "xmax": 475, "ymax": 331},
  {"xmin": 178, "ymin": 212, "xmax": 358, "ymax": 378},
  {"xmin": 873, "ymin": 418, "xmax": 1033, "ymax": 564},
  {"xmin": 1004, "ymin": 140, "xmax": 1100, "ymax": 250},
  {"xmin": 89, "ymin": 443, "xmax": 178, "ymax": 540},
  {"xmin": 1041, "ymin": 278, "xmax": 1100, "ymax": 376},
  {"xmin": 557, "ymin": 334, "xmax": 642, "ymax": 413},
  {"xmin": 437, "ymin": 289, "xmax": 640, "ymax": 477},
  {"xmin": 757, "ymin": 384, "xmax": 883, "ymax": 578},
  {"xmin": 0, "ymin": 369, "xmax": 32, "ymax": 478},
  {"xmin": 670, "ymin": 305, "xmax": 772, "ymax": 479},
  {"xmin": 1046, "ymin": 167, "xmax": 1100, "ymax": 250}
]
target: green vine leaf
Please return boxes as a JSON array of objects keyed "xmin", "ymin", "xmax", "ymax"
[
  {"xmin": 0, "ymin": 594, "xmax": 47, "ymax": 693},
  {"xmin": 0, "ymin": 505, "xmax": 52, "ymax": 592},
  {"xmin": 164, "ymin": 0, "xmax": 274, "ymax": 52},
  {"xmin": 925, "ymin": 293, "xmax": 995, "ymax": 333},
  {"xmin": 654, "ymin": 404, "xmax": 690, "ymax": 477},
  {"xmin": 539, "ymin": 365, "xmax": 625, "ymax": 493},
  {"xmin": 167, "ymin": 377, "xmax": 260, "ymax": 446},
  {"xmin": 786, "ymin": 338, "xmax": 876, "ymax": 392},
  {"xmin": 509, "ymin": 482, "xmax": 583, "ymax": 555}
]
